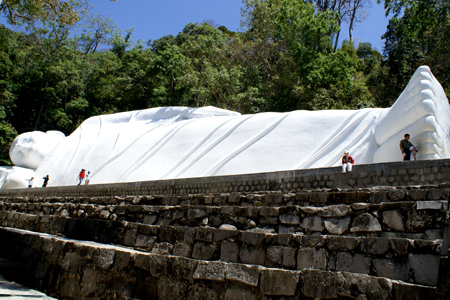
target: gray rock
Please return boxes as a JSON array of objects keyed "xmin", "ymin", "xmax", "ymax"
[
  {"xmin": 350, "ymin": 213, "xmax": 382, "ymax": 232},
  {"xmin": 319, "ymin": 205, "xmax": 349, "ymax": 217},
  {"xmin": 192, "ymin": 242, "xmax": 216, "ymax": 260},
  {"xmin": 93, "ymin": 247, "xmax": 115, "ymax": 270},
  {"xmin": 173, "ymin": 241, "xmax": 192, "ymax": 257},
  {"xmin": 324, "ymin": 217, "xmax": 350, "ymax": 235},
  {"xmin": 373, "ymin": 258, "xmax": 410, "ymax": 281},
  {"xmin": 240, "ymin": 247, "xmax": 265, "ymax": 265},
  {"xmin": 283, "ymin": 247, "xmax": 297, "ymax": 268},
  {"xmin": 193, "ymin": 261, "xmax": 226, "ymax": 281},
  {"xmin": 351, "ymin": 202, "xmax": 370, "ymax": 210},
  {"xmin": 336, "ymin": 252, "xmax": 371, "ymax": 274},
  {"xmin": 382, "ymin": 210, "xmax": 405, "ymax": 232},
  {"xmin": 170, "ymin": 256, "xmax": 197, "ymax": 281},
  {"xmin": 135, "ymin": 235, "xmax": 156, "ymax": 250},
  {"xmin": 302, "ymin": 270, "xmax": 337, "ymax": 299},
  {"xmin": 300, "ymin": 206, "xmax": 322, "ymax": 214},
  {"xmin": 225, "ymin": 263, "xmax": 260, "ymax": 286},
  {"xmin": 360, "ymin": 237, "xmax": 390, "ymax": 255},
  {"xmin": 266, "ymin": 246, "xmax": 283, "ymax": 265},
  {"xmin": 240, "ymin": 231, "xmax": 265, "ymax": 246},
  {"xmin": 279, "ymin": 214, "xmax": 301, "ymax": 225},
  {"xmin": 301, "ymin": 216, "xmax": 324, "ymax": 232},
  {"xmin": 151, "ymin": 242, "xmax": 173, "ymax": 255},
  {"xmin": 219, "ymin": 224, "xmax": 237, "ymax": 231},
  {"xmin": 408, "ymin": 254, "xmax": 440, "ymax": 285},
  {"xmin": 221, "ymin": 242, "xmax": 239, "ymax": 262},
  {"xmin": 336, "ymin": 272, "xmax": 393, "ymax": 300},
  {"xmin": 260, "ymin": 268, "xmax": 300, "ymax": 296},
  {"xmin": 123, "ymin": 229, "xmax": 137, "ymax": 246},
  {"xmin": 416, "ymin": 201, "xmax": 442, "ymax": 210},
  {"xmin": 297, "ymin": 248, "xmax": 327, "ymax": 270},
  {"xmin": 187, "ymin": 208, "xmax": 206, "ymax": 219},
  {"xmin": 325, "ymin": 236, "xmax": 359, "ymax": 251},
  {"xmin": 224, "ymin": 289, "xmax": 257, "ymax": 300},
  {"xmin": 148, "ymin": 255, "xmax": 167, "ymax": 278}
]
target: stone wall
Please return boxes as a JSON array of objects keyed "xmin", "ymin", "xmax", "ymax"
[
  {"xmin": 0, "ymin": 227, "xmax": 438, "ymax": 300},
  {"xmin": 1, "ymin": 159, "xmax": 450, "ymax": 198},
  {"xmin": 0, "ymin": 159, "xmax": 449, "ymax": 299}
]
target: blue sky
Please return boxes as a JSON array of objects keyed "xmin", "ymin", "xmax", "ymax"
[
  {"xmin": 85, "ymin": 0, "xmax": 390, "ymax": 52},
  {"xmin": 0, "ymin": 0, "xmax": 390, "ymax": 52}
]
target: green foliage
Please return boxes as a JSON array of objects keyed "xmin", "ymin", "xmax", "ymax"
[{"xmin": 0, "ymin": 0, "xmax": 448, "ymax": 166}]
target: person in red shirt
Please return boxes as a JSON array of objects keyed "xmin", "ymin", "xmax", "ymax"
[
  {"xmin": 342, "ymin": 150, "xmax": 354, "ymax": 173},
  {"xmin": 77, "ymin": 169, "xmax": 85, "ymax": 185}
]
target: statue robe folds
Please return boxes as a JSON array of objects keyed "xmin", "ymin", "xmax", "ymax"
[{"xmin": 3, "ymin": 66, "xmax": 450, "ymax": 188}]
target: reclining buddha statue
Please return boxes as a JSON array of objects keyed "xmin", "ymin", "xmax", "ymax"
[{"xmin": 1, "ymin": 66, "xmax": 449, "ymax": 189}]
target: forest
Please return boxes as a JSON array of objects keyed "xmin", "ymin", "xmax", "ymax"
[{"xmin": 0, "ymin": 0, "xmax": 449, "ymax": 164}]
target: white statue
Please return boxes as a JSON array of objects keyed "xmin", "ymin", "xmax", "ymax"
[{"xmin": 2, "ymin": 66, "xmax": 449, "ymax": 189}]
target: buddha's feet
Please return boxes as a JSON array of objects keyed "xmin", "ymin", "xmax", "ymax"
[{"xmin": 373, "ymin": 66, "xmax": 450, "ymax": 163}]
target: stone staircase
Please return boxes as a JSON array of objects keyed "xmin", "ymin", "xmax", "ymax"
[{"xmin": 0, "ymin": 160, "xmax": 449, "ymax": 299}]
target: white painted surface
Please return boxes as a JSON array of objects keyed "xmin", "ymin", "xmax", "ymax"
[{"xmin": 2, "ymin": 66, "xmax": 449, "ymax": 188}]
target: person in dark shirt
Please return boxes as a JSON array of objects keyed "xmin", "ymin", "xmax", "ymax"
[
  {"xmin": 399, "ymin": 134, "xmax": 418, "ymax": 161},
  {"xmin": 42, "ymin": 175, "xmax": 49, "ymax": 187}
]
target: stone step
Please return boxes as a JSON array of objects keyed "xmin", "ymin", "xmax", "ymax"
[
  {"xmin": 2, "ymin": 197, "xmax": 448, "ymax": 238},
  {"xmin": 0, "ymin": 226, "xmax": 440, "ymax": 299},
  {"xmin": 2, "ymin": 184, "xmax": 449, "ymax": 207},
  {"xmin": 0, "ymin": 211, "xmax": 444, "ymax": 286}
]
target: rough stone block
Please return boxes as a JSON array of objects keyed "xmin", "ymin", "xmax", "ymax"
[
  {"xmin": 297, "ymin": 248, "xmax": 327, "ymax": 270},
  {"xmin": 123, "ymin": 229, "xmax": 137, "ymax": 246},
  {"xmin": 259, "ymin": 206, "xmax": 279, "ymax": 217},
  {"xmin": 225, "ymin": 263, "xmax": 260, "ymax": 286},
  {"xmin": 300, "ymin": 206, "xmax": 321, "ymax": 214},
  {"xmin": 373, "ymin": 258, "xmax": 409, "ymax": 281},
  {"xmin": 360, "ymin": 237, "xmax": 390, "ymax": 255},
  {"xmin": 301, "ymin": 269, "xmax": 337, "ymax": 298},
  {"xmin": 193, "ymin": 261, "xmax": 226, "ymax": 281},
  {"xmin": 93, "ymin": 247, "xmax": 115, "ymax": 270},
  {"xmin": 336, "ymin": 252, "xmax": 371, "ymax": 274},
  {"xmin": 260, "ymin": 268, "xmax": 300, "ymax": 296},
  {"xmin": 325, "ymin": 236, "xmax": 359, "ymax": 251},
  {"xmin": 408, "ymin": 254, "xmax": 440, "ymax": 285},
  {"xmin": 157, "ymin": 279, "xmax": 186, "ymax": 299},
  {"xmin": 266, "ymin": 246, "xmax": 282, "ymax": 265},
  {"xmin": 393, "ymin": 281, "xmax": 436, "ymax": 300},
  {"xmin": 319, "ymin": 204, "xmax": 349, "ymax": 217},
  {"xmin": 427, "ymin": 189, "xmax": 445, "ymax": 200},
  {"xmin": 283, "ymin": 247, "xmax": 297, "ymax": 268},
  {"xmin": 151, "ymin": 242, "xmax": 173, "ymax": 255},
  {"xmin": 264, "ymin": 194, "xmax": 284, "ymax": 204},
  {"xmin": 187, "ymin": 208, "xmax": 206, "ymax": 219},
  {"xmin": 148, "ymin": 254, "xmax": 167, "ymax": 278},
  {"xmin": 324, "ymin": 217, "xmax": 350, "ymax": 235},
  {"xmin": 301, "ymin": 216, "xmax": 323, "ymax": 232},
  {"xmin": 390, "ymin": 238, "xmax": 410, "ymax": 255},
  {"xmin": 112, "ymin": 250, "xmax": 132, "ymax": 271},
  {"xmin": 173, "ymin": 227, "xmax": 195, "ymax": 244},
  {"xmin": 224, "ymin": 289, "xmax": 257, "ymax": 300},
  {"xmin": 173, "ymin": 241, "xmax": 192, "ymax": 257},
  {"xmin": 408, "ymin": 190, "xmax": 427, "ymax": 200},
  {"xmin": 279, "ymin": 214, "xmax": 301, "ymax": 225},
  {"xmin": 195, "ymin": 227, "xmax": 215, "ymax": 242},
  {"xmin": 336, "ymin": 272, "xmax": 393, "ymax": 300},
  {"xmin": 240, "ymin": 231, "xmax": 265, "ymax": 246},
  {"xmin": 135, "ymin": 234, "xmax": 156, "ymax": 249},
  {"xmin": 240, "ymin": 247, "xmax": 265, "ymax": 265},
  {"xmin": 416, "ymin": 201, "xmax": 443, "ymax": 210},
  {"xmin": 192, "ymin": 242, "xmax": 217, "ymax": 260},
  {"xmin": 382, "ymin": 210, "xmax": 405, "ymax": 231},
  {"xmin": 220, "ymin": 241, "xmax": 239, "ymax": 263},
  {"xmin": 350, "ymin": 213, "xmax": 382, "ymax": 232},
  {"xmin": 170, "ymin": 256, "xmax": 197, "ymax": 281}
]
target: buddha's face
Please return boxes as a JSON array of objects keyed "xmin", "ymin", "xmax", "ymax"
[{"xmin": 10, "ymin": 131, "xmax": 65, "ymax": 170}]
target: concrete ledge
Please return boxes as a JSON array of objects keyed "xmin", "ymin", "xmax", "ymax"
[{"xmin": 1, "ymin": 159, "xmax": 450, "ymax": 198}]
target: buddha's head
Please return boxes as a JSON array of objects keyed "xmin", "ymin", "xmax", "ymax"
[{"xmin": 10, "ymin": 131, "xmax": 65, "ymax": 169}]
